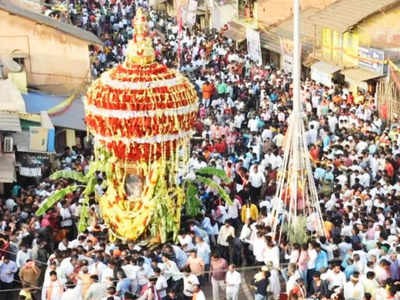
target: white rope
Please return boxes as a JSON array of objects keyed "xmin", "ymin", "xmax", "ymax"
[
  {"xmin": 93, "ymin": 130, "xmax": 193, "ymax": 144},
  {"xmin": 85, "ymin": 102, "xmax": 198, "ymax": 118},
  {"xmin": 271, "ymin": 106, "xmax": 326, "ymax": 243}
]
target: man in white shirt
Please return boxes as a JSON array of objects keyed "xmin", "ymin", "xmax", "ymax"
[
  {"xmin": 248, "ymin": 117, "xmax": 259, "ymax": 133},
  {"xmin": 225, "ymin": 264, "xmax": 241, "ymax": 300},
  {"xmin": 326, "ymin": 264, "xmax": 346, "ymax": 290},
  {"xmin": 226, "ymin": 197, "xmax": 241, "ymax": 229},
  {"xmin": 88, "ymin": 257, "xmax": 106, "ymax": 282},
  {"xmin": 101, "ymin": 260, "xmax": 117, "ymax": 284},
  {"xmin": 58, "ymin": 256, "xmax": 77, "ymax": 285},
  {"xmin": 307, "ymin": 242, "xmax": 318, "ymax": 286},
  {"xmin": 182, "ymin": 267, "xmax": 200, "ymax": 299},
  {"xmin": 16, "ymin": 245, "xmax": 31, "ymax": 268},
  {"xmin": 154, "ymin": 267, "xmax": 168, "ymax": 299},
  {"xmin": 121, "ymin": 257, "xmax": 138, "ymax": 294},
  {"xmin": 263, "ymin": 239, "xmax": 280, "ymax": 269},
  {"xmin": 61, "ymin": 281, "xmax": 80, "ymax": 300},
  {"xmin": 253, "ymin": 233, "xmax": 268, "ymax": 264},
  {"xmin": 248, "ymin": 164, "xmax": 265, "ymax": 204},
  {"xmin": 217, "ymin": 221, "xmax": 235, "ymax": 259},
  {"xmin": 159, "ymin": 254, "xmax": 182, "ymax": 290},
  {"xmin": 344, "ymin": 273, "xmax": 364, "ymax": 300}
]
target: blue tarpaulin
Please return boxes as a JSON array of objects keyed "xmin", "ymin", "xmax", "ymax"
[{"xmin": 23, "ymin": 91, "xmax": 86, "ymax": 131}]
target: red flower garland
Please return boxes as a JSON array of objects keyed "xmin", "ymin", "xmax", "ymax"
[{"xmin": 85, "ymin": 59, "xmax": 198, "ymax": 162}]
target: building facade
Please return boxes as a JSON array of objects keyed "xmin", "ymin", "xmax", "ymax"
[{"xmin": 0, "ymin": 0, "xmax": 102, "ymax": 93}]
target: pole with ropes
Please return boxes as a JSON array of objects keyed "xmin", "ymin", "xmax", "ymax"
[{"xmin": 270, "ymin": 0, "xmax": 326, "ymax": 245}]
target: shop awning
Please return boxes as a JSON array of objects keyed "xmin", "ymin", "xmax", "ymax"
[
  {"xmin": 311, "ymin": 61, "xmax": 341, "ymax": 87},
  {"xmin": 0, "ymin": 154, "xmax": 16, "ymax": 183},
  {"xmin": 260, "ymin": 7, "xmax": 317, "ymax": 56},
  {"xmin": 50, "ymin": 97, "xmax": 86, "ymax": 131},
  {"xmin": 223, "ymin": 22, "xmax": 246, "ymax": 42},
  {"xmin": 0, "ymin": 111, "xmax": 21, "ymax": 132},
  {"xmin": 341, "ymin": 67, "xmax": 382, "ymax": 83},
  {"xmin": 311, "ymin": 61, "xmax": 341, "ymax": 75}
]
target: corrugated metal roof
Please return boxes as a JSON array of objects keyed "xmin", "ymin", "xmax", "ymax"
[
  {"xmin": 0, "ymin": 0, "xmax": 103, "ymax": 45},
  {"xmin": 311, "ymin": 61, "xmax": 341, "ymax": 74},
  {"xmin": 223, "ymin": 22, "xmax": 246, "ymax": 42},
  {"xmin": 0, "ymin": 154, "xmax": 16, "ymax": 183},
  {"xmin": 260, "ymin": 7, "xmax": 318, "ymax": 55},
  {"xmin": 341, "ymin": 67, "xmax": 382, "ymax": 82},
  {"xmin": 0, "ymin": 111, "xmax": 21, "ymax": 132},
  {"xmin": 308, "ymin": 0, "xmax": 400, "ymax": 33}
]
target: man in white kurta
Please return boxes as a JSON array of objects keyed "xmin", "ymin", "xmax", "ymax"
[{"xmin": 225, "ymin": 265, "xmax": 241, "ymax": 300}]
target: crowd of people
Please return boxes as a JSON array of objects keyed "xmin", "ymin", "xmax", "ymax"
[{"xmin": 2, "ymin": 1, "xmax": 400, "ymax": 300}]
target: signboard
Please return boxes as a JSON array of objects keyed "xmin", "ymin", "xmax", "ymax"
[
  {"xmin": 184, "ymin": 0, "xmax": 198, "ymax": 27},
  {"xmin": 246, "ymin": 28, "xmax": 262, "ymax": 65},
  {"xmin": 358, "ymin": 47, "xmax": 385, "ymax": 75},
  {"xmin": 280, "ymin": 37, "xmax": 293, "ymax": 73},
  {"xmin": 29, "ymin": 127, "xmax": 48, "ymax": 152},
  {"xmin": 279, "ymin": 37, "xmax": 302, "ymax": 73}
]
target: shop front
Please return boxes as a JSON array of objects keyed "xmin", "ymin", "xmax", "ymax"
[
  {"xmin": 16, "ymin": 151, "xmax": 53, "ymax": 185},
  {"xmin": 340, "ymin": 67, "xmax": 382, "ymax": 95}
]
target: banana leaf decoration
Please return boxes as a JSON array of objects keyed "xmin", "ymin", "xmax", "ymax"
[
  {"xmin": 35, "ymin": 163, "xmax": 101, "ymax": 233},
  {"xmin": 195, "ymin": 167, "xmax": 233, "ymax": 184},
  {"xmin": 35, "ymin": 185, "xmax": 78, "ymax": 216},
  {"xmin": 184, "ymin": 181, "xmax": 202, "ymax": 217},
  {"xmin": 37, "ymin": 165, "xmax": 233, "ymax": 236},
  {"xmin": 77, "ymin": 175, "xmax": 97, "ymax": 232},
  {"xmin": 183, "ymin": 167, "xmax": 233, "ymax": 217},
  {"xmin": 50, "ymin": 170, "xmax": 89, "ymax": 183},
  {"xmin": 78, "ymin": 204, "xmax": 89, "ymax": 233},
  {"xmin": 196, "ymin": 175, "xmax": 232, "ymax": 205}
]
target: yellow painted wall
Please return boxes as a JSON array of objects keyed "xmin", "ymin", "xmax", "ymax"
[
  {"xmin": 342, "ymin": 32, "xmax": 359, "ymax": 66},
  {"xmin": 318, "ymin": 4, "xmax": 400, "ymax": 68},
  {"xmin": 322, "ymin": 28, "xmax": 332, "ymax": 61},
  {"xmin": 357, "ymin": 5, "xmax": 400, "ymax": 48},
  {"xmin": 321, "ymin": 28, "xmax": 359, "ymax": 67},
  {"xmin": 0, "ymin": 10, "xmax": 91, "ymax": 90}
]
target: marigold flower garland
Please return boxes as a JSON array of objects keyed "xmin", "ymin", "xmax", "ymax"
[{"xmin": 84, "ymin": 8, "xmax": 198, "ymax": 242}]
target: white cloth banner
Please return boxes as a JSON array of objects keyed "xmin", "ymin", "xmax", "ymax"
[
  {"xmin": 19, "ymin": 167, "xmax": 42, "ymax": 177},
  {"xmin": 185, "ymin": 0, "xmax": 198, "ymax": 27},
  {"xmin": 246, "ymin": 28, "xmax": 262, "ymax": 65}
]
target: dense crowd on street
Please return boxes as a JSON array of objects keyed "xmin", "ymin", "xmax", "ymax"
[{"xmin": 2, "ymin": 1, "xmax": 400, "ymax": 300}]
